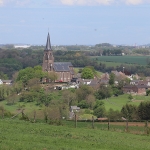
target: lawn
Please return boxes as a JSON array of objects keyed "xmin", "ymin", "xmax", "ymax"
[{"xmin": 0, "ymin": 119, "xmax": 150, "ymax": 150}]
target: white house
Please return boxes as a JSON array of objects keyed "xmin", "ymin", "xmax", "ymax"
[
  {"xmin": 0, "ymin": 79, "xmax": 3, "ymax": 85},
  {"xmin": 2, "ymin": 80, "xmax": 12, "ymax": 85}
]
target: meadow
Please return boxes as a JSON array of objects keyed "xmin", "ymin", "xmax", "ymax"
[
  {"xmin": 101, "ymin": 94, "xmax": 150, "ymax": 111},
  {"xmin": 0, "ymin": 119, "xmax": 150, "ymax": 150},
  {"xmin": 91, "ymin": 55, "xmax": 150, "ymax": 66}
]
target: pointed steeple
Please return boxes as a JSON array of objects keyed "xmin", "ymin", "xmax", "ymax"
[{"xmin": 45, "ymin": 32, "xmax": 52, "ymax": 51}]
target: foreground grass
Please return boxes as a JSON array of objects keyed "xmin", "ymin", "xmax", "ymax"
[{"xmin": 0, "ymin": 119, "xmax": 150, "ymax": 150}]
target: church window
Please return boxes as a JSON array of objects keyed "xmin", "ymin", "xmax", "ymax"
[{"xmin": 45, "ymin": 53, "xmax": 48, "ymax": 60}]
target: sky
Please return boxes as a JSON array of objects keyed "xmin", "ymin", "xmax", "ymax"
[{"xmin": 0, "ymin": 0, "xmax": 150, "ymax": 45}]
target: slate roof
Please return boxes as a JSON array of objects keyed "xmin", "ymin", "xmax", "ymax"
[
  {"xmin": 45, "ymin": 32, "xmax": 52, "ymax": 51},
  {"xmin": 53, "ymin": 62, "xmax": 73, "ymax": 72}
]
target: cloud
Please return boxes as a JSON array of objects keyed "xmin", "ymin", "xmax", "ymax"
[
  {"xmin": 60, "ymin": 0, "xmax": 150, "ymax": 5},
  {"xmin": 0, "ymin": 0, "xmax": 149, "ymax": 7},
  {"xmin": 0, "ymin": 0, "xmax": 4, "ymax": 5},
  {"xmin": 60, "ymin": 0, "xmax": 114, "ymax": 5},
  {"xmin": 0, "ymin": 0, "xmax": 36, "ymax": 7},
  {"xmin": 123, "ymin": 0, "xmax": 144, "ymax": 5}
]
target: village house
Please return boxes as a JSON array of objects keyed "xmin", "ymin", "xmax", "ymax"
[
  {"xmin": 122, "ymin": 85, "xmax": 149, "ymax": 95},
  {"xmin": 0, "ymin": 79, "xmax": 12, "ymax": 85},
  {"xmin": 69, "ymin": 106, "xmax": 80, "ymax": 119},
  {"xmin": 130, "ymin": 79, "xmax": 150, "ymax": 86}
]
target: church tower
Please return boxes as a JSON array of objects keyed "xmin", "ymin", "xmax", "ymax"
[{"xmin": 42, "ymin": 33, "xmax": 54, "ymax": 72}]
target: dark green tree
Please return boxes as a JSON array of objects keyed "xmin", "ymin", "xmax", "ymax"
[
  {"xmin": 95, "ymin": 85, "xmax": 113, "ymax": 100},
  {"xmin": 121, "ymin": 104, "xmax": 137, "ymax": 120},
  {"xmin": 93, "ymin": 105, "xmax": 106, "ymax": 118},
  {"xmin": 138, "ymin": 102, "xmax": 150, "ymax": 120}
]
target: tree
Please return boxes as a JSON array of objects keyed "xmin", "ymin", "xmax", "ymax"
[
  {"xmin": 146, "ymin": 90, "xmax": 150, "ymax": 96},
  {"xmin": 44, "ymin": 71, "xmax": 58, "ymax": 83},
  {"xmin": 17, "ymin": 66, "xmax": 44, "ymax": 85},
  {"xmin": 78, "ymin": 100, "xmax": 89, "ymax": 109},
  {"xmin": 75, "ymin": 85, "xmax": 94, "ymax": 103},
  {"xmin": 81, "ymin": 67, "xmax": 94, "ymax": 79},
  {"xmin": 62, "ymin": 90, "xmax": 76, "ymax": 107},
  {"xmin": 138, "ymin": 102, "xmax": 150, "ymax": 120},
  {"xmin": 128, "ymin": 94, "xmax": 133, "ymax": 101},
  {"xmin": 95, "ymin": 85, "xmax": 113, "ymax": 100},
  {"xmin": 121, "ymin": 104, "xmax": 138, "ymax": 120},
  {"xmin": 107, "ymin": 108, "xmax": 122, "ymax": 121},
  {"xmin": 93, "ymin": 105, "xmax": 106, "ymax": 118},
  {"xmin": 86, "ymin": 94, "xmax": 96, "ymax": 109},
  {"xmin": 109, "ymin": 73, "xmax": 115, "ymax": 85},
  {"xmin": 0, "ymin": 71, "xmax": 8, "ymax": 79}
]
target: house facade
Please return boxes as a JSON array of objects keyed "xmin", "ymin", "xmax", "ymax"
[
  {"xmin": 122, "ymin": 85, "xmax": 148, "ymax": 95},
  {"xmin": 42, "ymin": 33, "xmax": 74, "ymax": 82}
]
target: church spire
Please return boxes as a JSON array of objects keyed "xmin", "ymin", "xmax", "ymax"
[{"xmin": 45, "ymin": 32, "xmax": 52, "ymax": 51}]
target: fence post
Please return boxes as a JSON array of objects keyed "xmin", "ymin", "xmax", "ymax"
[
  {"xmin": 145, "ymin": 120, "xmax": 149, "ymax": 135},
  {"xmin": 75, "ymin": 112, "xmax": 77, "ymax": 128},
  {"xmin": 21, "ymin": 109, "xmax": 24, "ymax": 118},
  {"xmin": 108, "ymin": 118, "xmax": 110, "ymax": 131},
  {"xmin": 33, "ymin": 110, "xmax": 36, "ymax": 123},
  {"xmin": 92, "ymin": 116, "xmax": 94, "ymax": 129},
  {"xmin": 126, "ymin": 120, "xmax": 128, "ymax": 132}
]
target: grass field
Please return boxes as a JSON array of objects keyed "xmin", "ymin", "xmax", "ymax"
[
  {"xmin": 101, "ymin": 94, "xmax": 150, "ymax": 111},
  {"xmin": 91, "ymin": 55, "xmax": 150, "ymax": 66},
  {"xmin": 1, "ymin": 119, "xmax": 150, "ymax": 150}
]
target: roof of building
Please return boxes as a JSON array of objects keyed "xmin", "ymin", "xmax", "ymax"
[
  {"xmin": 53, "ymin": 62, "xmax": 73, "ymax": 72},
  {"xmin": 101, "ymin": 73, "xmax": 109, "ymax": 80},
  {"xmin": 2, "ymin": 80, "xmax": 12, "ymax": 83},
  {"xmin": 71, "ymin": 106, "xmax": 80, "ymax": 110},
  {"xmin": 45, "ymin": 32, "xmax": 52, "ymax": 51}
]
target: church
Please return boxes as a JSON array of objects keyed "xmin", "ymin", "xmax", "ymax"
[{"xmin": 42, "ymin": 33, "xmax": 74, "ymax": 82}]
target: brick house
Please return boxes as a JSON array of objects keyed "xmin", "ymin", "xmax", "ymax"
[{"xmin": 122, "ymin": 85, "xmax": 148, "ymax": 95}]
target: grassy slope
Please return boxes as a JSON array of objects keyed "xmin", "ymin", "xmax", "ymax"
[
  {"xmin": 0, "ymin": 119, "xmax": 150, "ymax": 150},
  {"xmin": 102, "ymin": 94, "xmax": 150, "ymax": 111}
]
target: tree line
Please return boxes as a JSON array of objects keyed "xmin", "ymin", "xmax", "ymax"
[{"xmin": 1, "ymin": 48, "xmax": 150, "ymax": 79}]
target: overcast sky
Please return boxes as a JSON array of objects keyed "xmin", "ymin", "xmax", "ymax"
[{"xmin": 0, "ymin": 0, "xmax": 150, "ymax": 45}]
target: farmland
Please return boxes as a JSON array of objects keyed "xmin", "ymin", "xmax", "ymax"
[
  {"xmin": 1, "ymin": 119, "xmax": 150, "ymax": 150},
  {"xmin": 91, "ymin": 55, "xmax": 150, "ymax": 66}
]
